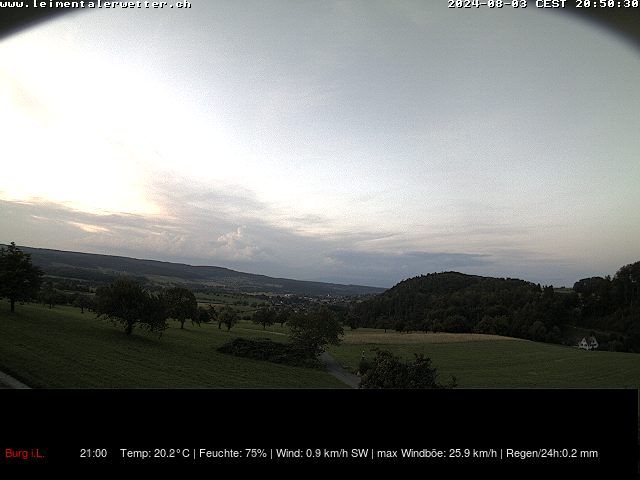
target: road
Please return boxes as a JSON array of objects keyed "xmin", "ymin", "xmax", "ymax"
[
  {"xmin": 0, "ymin": 370, "xmax": 30, "ymax": 389},
  {"xmin": 320, "ymin": 352, "xmax": 360, "ymax": 389},
  {"xmin": 238, "ymin": 327, "xmax": 360, "ymax": 388}
]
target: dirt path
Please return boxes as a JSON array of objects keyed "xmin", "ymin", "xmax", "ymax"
[
  {"xmin": 0, "ymin": 370, "xmax": 30, "ymax": 389},
  {"xmin": 320, "ymin": 352, "xmax": 360, "ymax": 389},
  {"xmin": 238, "ymin": 328, "xmax": 360, "ymax": 388}
]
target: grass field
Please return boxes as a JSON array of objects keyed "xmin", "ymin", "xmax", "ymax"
[
  {"xmin": 1, "ymin": 301, "xmax": 639, "ymax": 391},
  {"xmin": 194, "ymin": 291, "xmax": 269, "ymax": 317},
  {"xmin": 329, "ymin": 329, "xmax": 640, "ymax": 389},
  {"xmin": 0, "ymin": 302, "xmax": 345, "ymax": 388}
]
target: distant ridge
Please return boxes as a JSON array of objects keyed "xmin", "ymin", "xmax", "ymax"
[{"xmin": 15, "ymin": 245, "xmax": 385, "ymax": 296}]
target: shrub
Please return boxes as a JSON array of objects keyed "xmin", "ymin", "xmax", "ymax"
[
  {"xmin": 217, "ymin": 338, "xmax": 322, "ymax": 369},
  {"xmin": 359, "ymin": 349, "xmax": 456, "ymax": 389}
]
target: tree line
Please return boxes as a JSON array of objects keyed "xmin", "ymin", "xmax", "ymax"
[
  {"xmin": 2, "ymin": 242, "xmax": 638, "ymax": 352},
  {"xmin": 350, "ymin": 265, "xmax": 640, "ymax": 352}
]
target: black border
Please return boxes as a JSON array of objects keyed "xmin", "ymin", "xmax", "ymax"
[{"xmin": 0, "ymin": 389, "xmax": 636, "ymax": 476}]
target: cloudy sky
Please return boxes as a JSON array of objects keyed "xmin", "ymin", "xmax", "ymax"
[{"xmin": 1, "ymin": 1, "xmax": 639, "ymax": 288}]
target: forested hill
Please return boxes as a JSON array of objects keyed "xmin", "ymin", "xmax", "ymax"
[
  {"xmin": 386, "ymin": 271, "xmax": 538, "ymax": 298},
  {"xmin": 353, "ymin": 268, "xmax": 640, "ymax": 352},
  {"xmin": 15, "ymin": 246, "xmax": 384, "ymax": 296},
  {"xmin": 354, "ymin": 272, "xmax": 545, "ymax": 334}
]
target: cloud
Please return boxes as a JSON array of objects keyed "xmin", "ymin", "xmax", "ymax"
[
  {"xmin": 316, "ymin": 250, "xmax": 492, "ymax": 287},
  {"xmin": 0, "ymin": 178, "xmax": 601, "ymax": 289},
  {"xmin": 0, "ymin": 69, "xmax": 52, "ymax": 126},
  {"xmin": 213, "ymin": 226, "xmax": 264, "ymax": 261},
  {"xmin": 67, "ymin": 221, "xmax": 110, "ymax": 234}
]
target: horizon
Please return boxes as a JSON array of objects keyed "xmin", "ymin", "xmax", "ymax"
[
  {"xmin": 1, "ymin": 2, "xmax": 639, "ymax": 288},
  {"xmin": 7, "ymin": 242, "xmax": 633, "ymax": 290}
]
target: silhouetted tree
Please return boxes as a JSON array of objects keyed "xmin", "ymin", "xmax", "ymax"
[
  {"xmin": 197, "ymin": 306, "xmax": 211, "ymax": 324},
  {"xmin": 95, "ymin": 278, "xmax": 167, "ymax": 335},
  {"xmin": 287, "ymin": 307, "xmax": 343, "ymax": 357},
  {"xmin": 39, "ymin": 281, "xmax": 58, "ymax": 309},
  {"xmin": 345, "ymin": 312, "xmax": 360, "ymax": 330},
  {"xmin": 528, "ymin": 320, "xmax": 547, "ymax": 342},
  {"xmin": 0, "ymin": 242, "xmax": 43, "ymax": 312},
  {"xmin": 359, "ymin": 349, "xmax": 455, "ymax": 389},
  {"xmin": 276, "ymin": 308, "xmax": 291, "ymax": 327},
  {"xmin": 72, "ymin": 294, "xmax": 93, "ymax": 314},
  {"xmin": 252, "ymin": 306, "xmax": 276, "ymax": 330},
  {"xmin": 207, "ymin": 304, "xmax": 220, "ymax": 328},
  {"xmin": 613, "ymin": 262, "xmax": 640, "ymax": 306},
  {"xmin": 219, "ymin": 305, "xmax": 239, "ymax": 332},
  {"xmin": 162, "ymin": 287, "xmax": 198, "ymax": 329}
]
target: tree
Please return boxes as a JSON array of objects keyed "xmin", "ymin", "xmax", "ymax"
[
  {"xmin": 72, "ymin": 294, "xmax": 93, "ymax": 314},
  {"xmin": 542, "ymin": 285, "xmax": 555, "ymax": 299},
  {"xmin": 287, "ymin": 307, "xmax": 344, "ymax": 357},
  {"xmin": 546, "ymin": 325, "xmax": 562, "ymax": 344},
  {"xmin": 359, "ymin": 349, "xmax": 456, "ymax": 389},
  {"xmin": 39, "ymin": 281, "xmax": 58, "ymax": 309},
  {"xmin": 441, "ymin": 314, "xmax": 467, "ymax": 333},
  {"xmin": 197, "ymin": 306, "xmax": 211, "ymax": 325},
  {"xmin": 528, "ymin": 320, "xmax": 547, "ymax": 342},
  {"xmin": 162, "ymin": 287, "xmax": 198, "ymax": 330},
  {"xmin": 376, "ymin": 315, "xmax": 392, "ymax": 333},
  {"xmin": 219, "ymin": 305, "xmax": 239, "ymax": 332},
  {"xmin": 207, "ymin": 304, "xmax": 221, "ymax": 328},
  {"xmin": 276, "ymin": 308, "xmax": 291, "ymax": 327},
  {"xmin": 252, "ymin": 306, "xmax": 276, "ymax": 330},
  {"xmin": 613, "ymin": 261, "xmax": 640, "ymax": 306},
  {"xmin": 95, "ymin": 278, "xmax": 167, "ymax": 335},
  {"xmin": 38, "ymin": 284, "xmax": 71, "ymax": 309},
  {"xmin": 345, "ymin": 312, "xmax": 360, "ymax": 330},
  {"xmin": 0, "ymin": 242, "xmax": 43, "ymax": 312}
]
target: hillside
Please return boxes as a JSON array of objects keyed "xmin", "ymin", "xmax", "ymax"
[
  {"xmin": 329, "ymin": 330, "xmax": 640, "ymax": 389},
  {"xmin": 353, "ymin": 270, "xmax": 640, "ymax": 352},
  {"xmin": 16, "ymin": 245, "xmax": 384, "ymax": 296},
  {"xmin": 355, "ymin": 271, "xmax": 545, "ymax": 331},
  {"xmin": 0, "ymin": 302, "xmax": 345, "ymax": 388}
]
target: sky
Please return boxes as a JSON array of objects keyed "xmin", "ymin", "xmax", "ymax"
[{"xmin": 0, "ymin": 1, "xmax": 639, "ymax": 288}]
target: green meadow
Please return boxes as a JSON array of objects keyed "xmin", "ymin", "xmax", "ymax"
[
  {"xmin": 330, "ymin": 329, "xmax": 640, "ymax": 389},
  {"xmin": 1, "ymin": 302, "xmax": 639, "ymax": 390},
  {"xmin": 0, "ymin": 301, "xmax": 344, "ymax": 388}
]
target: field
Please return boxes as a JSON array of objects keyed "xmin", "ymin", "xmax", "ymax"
[
  {"xmin": 1, "ymin": 302, "xmax": 639, "ymax": 390},
  {"xmin": 0, "ymin": 301, "xmax": 345, "ymax": 388},
  {"xmin": 194, "ymin": 291, "xmax": 270, "ymax": 316},
  {"xmin": 329, "ymin": 329, "xmax": 640, "ymax": 389}
]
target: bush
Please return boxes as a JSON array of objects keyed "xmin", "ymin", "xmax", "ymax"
[
  {"xmin": 359, "ymin": 349, "xmax": 456, "ymax": 389},
  {"xmin": 287, "ymin": 307, "xmax": 343, "ymax": 357},
  {"xmin": 217, "ymin": 338, "xmax": 322, "ymax": 369},
  {"xmin": 607, "ymin": 339, "xmax": 625, "ymax": 352},
  {"xmin": 358, "ymin": 358, "xmax": 372, "ymax": 376}
]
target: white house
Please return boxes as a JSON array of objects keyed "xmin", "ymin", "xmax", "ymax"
[{"xmin": 578, "ymin": 336, "xmax": 598, "ymax": 350}]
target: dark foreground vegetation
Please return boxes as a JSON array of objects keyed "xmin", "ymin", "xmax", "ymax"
[
  {"xmin": 218, "ymin": 338, "xmax": 322, "ymax": 369},
  {"xmin": 0, "ymin": 242, "xmax": 42, "ymax": 312},
  {"xmin": 219, "ymin": 306, "xmax": 343, "ymax": 369},
  {"xmin": 358, "ymin": 349, "xmax": 456, "ymax": 389}
]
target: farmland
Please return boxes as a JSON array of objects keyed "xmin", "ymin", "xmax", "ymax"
[
  {"xmin": 329, "ymin": 329, "xmax": 640, "ymax": 389},
  {"xmin": 0, "ymin": 301, "xmax": 345, "ymax": 388},
  {"xmin": 1, "ymin": 301, "xmax": 639, "ymax": 390}
]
